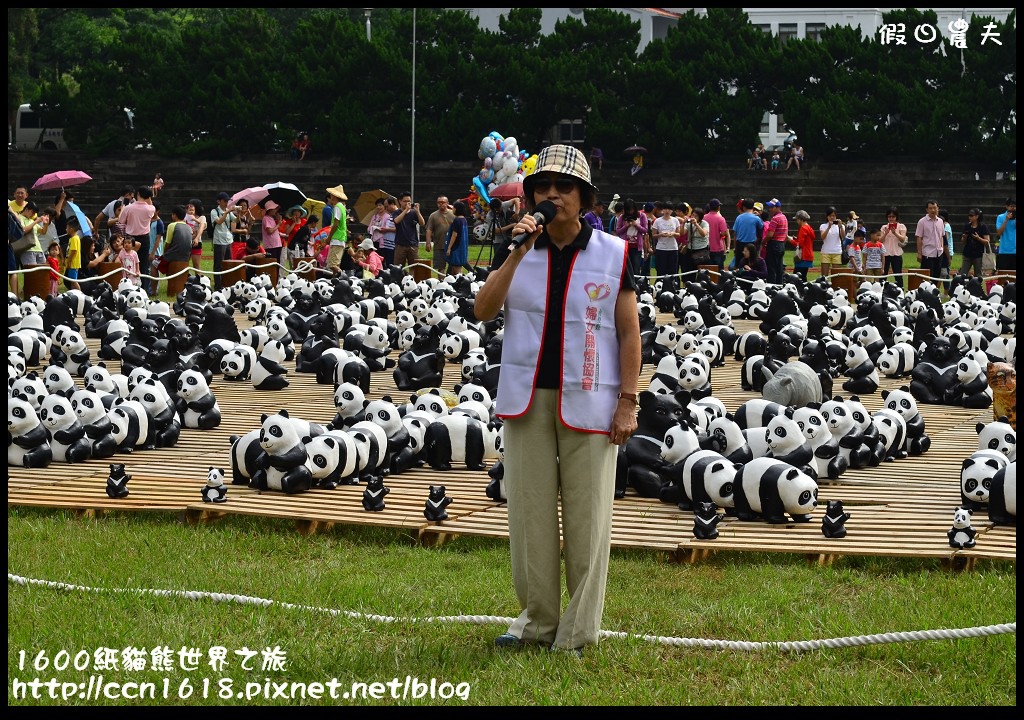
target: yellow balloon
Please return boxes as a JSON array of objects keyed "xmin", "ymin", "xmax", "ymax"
[{"xmin": 521, "ymin": 155, "xmax": 538, "ymax": 176}]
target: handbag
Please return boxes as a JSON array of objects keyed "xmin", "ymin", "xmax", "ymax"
[
  {"xmin": 981, "ymin": 244, "xmax": 997, "ymax": 275},
  {"xmin": 11, "ymin": 232, "xmax": 36, "ymax": 254}
]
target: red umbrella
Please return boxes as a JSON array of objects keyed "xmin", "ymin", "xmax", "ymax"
[
  {"xmin": 32, "ymin": 170, "xmax": 93, "ymax": 192},
  {"xmin": 489, "ymin": 181, "xmax": 523, "ymax": 200}
]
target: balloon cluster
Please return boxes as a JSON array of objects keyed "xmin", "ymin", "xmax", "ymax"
[{"xmin": 469, "ymin": 131, "xmax": 535, "ymax": 217}]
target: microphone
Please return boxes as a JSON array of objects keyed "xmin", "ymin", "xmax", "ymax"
[{"xmin": 509, "ymin": 201, "xmax": 558, "ymax": 249}]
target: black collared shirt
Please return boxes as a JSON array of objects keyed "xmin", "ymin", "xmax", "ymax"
[{"xmin": 534, "ymin": 224, "xmax": 637, "ymax": 388}]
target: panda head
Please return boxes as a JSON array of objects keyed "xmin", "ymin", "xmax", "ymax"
[
  {"xmin": 960, "ymin": 450, "xmax": 1007, "ymax": 504},
  {"xmin": 8, "ymin": 396, "xmax": 42, "ymax": 435},
  {"xmin": 951, "ymin": 506, "xmax": 973, "ymax": 529},
  {"xmin": 176, "ymin": 369, "xmax": 209, "ymax": 401},
  {"xmin": 8, "ymin": 350, "xmax": 26, "ymax": 380},
  {"xmin": 440, "ymin": 333, "xmax": 468, "ymax": 360},
  {"xmin": 456, "ymin": 382, "xmax": 493, "ymax": 409},
  {"xmin": 84, "ymin": 365, "xmax": 114, "ymax": 393},
  {"xmin": 333, "ymin": 382, "xmax": 366, "ymax": 416},
  {"xmin": 765, "ymin": 413, "xmax": 803, "ymax": 454},
  {"xmin": 957, "ymin": 358, "xmax": 982, "ymax": 382},
  {"xmin": 661, "ymin": 423, "xmax": 700, "ymax": 464},
  {"xmin": 881, "ymin": 387, "xmax": 919, "ymax": 422},
  {"xmin": 871, "ymin": 408, "xmax": 906, "ymax": 445},
  {"xmin": 677, "ymin": 356, "xmax": 710, "ymax": 391},
  {"xmin": 11, "ymin": 374, "xmax": 48, "ymax": 410},
  {"xmin": 130, "ymin": 378, "xmax": 169, "ymax": 412},
  {"xmin": 460, "ymin": 348, "xmax": 487, "ymax": 383},
  {"xmin": 69, "ymin": 389, "xmax": 107, "ymax": 423},
  {"xmin": 844, "ymin": 397, "xmax": 872, "ymax": 432},
  {"xmin": 819, "ymin": 397, "xmax": 856, "ymax": 436},
  {"xmin": 845, "ymin": 344, "xmax": 870, "ymax": 369},
  {"xmin": 259, "ymin": 411, "xmax": 301, "ymax": 453},
  {"xmin": 654, "ymin": 324, "xmax": 678, "ymax": 350},
  {"xmin": 778, "ymin": 465, "xmax": 819, "ymax": 516},
  {"xmin": 363, "ymin": 398, "xmax": 403, "ymax": 435},
  {"xmin": 60, "ymin": 330, "xmax": 87, "ymax": 354},
  {"xmin": 975, "ymin": 420, "xmax": 1016, "ymax": 459},
  {"xmin": 413, "ymin": 391, "xmax": 449, "ymax": 418},
  {"xmin": 306, "ymin": 435, "xmax": 342, "ymax": 479},
  {"xmin": 402, "ymin": 416, "xmax": 429, "ymax": 455},
  {"xmin": 362, "ymin": 325, "xmax": 390, "ymax": 351},
  {"xmin": 697, "ymin": 335, "xmax": 724, "ymax": 364},
  {"xmin": 38, "ymin": 394, "xmax": 75, "ymax": 431},
  {"xmin": 792, "ymin": 406, "xmax": 829, "ymax": 445},
  {"xmin": 220, "ymin": 348, "xmax": 252, "ymax": 378}
]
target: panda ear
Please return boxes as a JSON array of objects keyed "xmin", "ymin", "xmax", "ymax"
[
  {"xmin": 976, "ymin": 423, "xmax": 985, "ymax": 434},
  {"xmin": 881, "ymin": 390, "xmax": 890, "ymax": 400},
  {"xmin": 784, "ymin": 406, "xmax": 795, "ymax": 418},
  {"xmin": 278, "ymin": 409, "xmax": 290, "ymax": 418},
  {"xmin": 725, "ymin": 411, "xmax": 735, "ymax": 421}
]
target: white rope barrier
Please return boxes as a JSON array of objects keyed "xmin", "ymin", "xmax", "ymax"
[{"xmin": 8, "ymin": 572, "xmax": 1014, "ymax": 653}]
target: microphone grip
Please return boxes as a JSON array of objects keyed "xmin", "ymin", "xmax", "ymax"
[
  {"xmin": 509, "ymin": 230, "xmax": 532, "ymax": 250},
  {"xmin": 508, "ymin": 202, "xmax": 557, "ymax": 250}
]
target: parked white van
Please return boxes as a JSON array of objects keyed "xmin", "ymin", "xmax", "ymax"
[{"xmin": 9, "ymin": 104, "xmax": 67, "ymax": 150}]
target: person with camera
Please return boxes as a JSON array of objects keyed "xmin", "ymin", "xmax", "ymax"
[
  {"xmin": 485, "ymin": 197, "xmax": 519, "ymax": 271},
  {"xmin": 210, "ymin": 192, "xmax": 237, "ymax": 289},
  {"xmin": 392, "ymin": 192, "xmax": 425, "ymax": 269},
  {"xmin": 818, "ymin": 207, "xmax": 845, "ymax": 280},
  {"xmin": 958, "ymin": 208, "xmax": 991, "ymax": 278},
  {"xmin": 879, "ymin": 207, "xmax": 909, "ymax": 288},
  {"xmin": 994, "ymin": 198, "xmax": 1016, "ymax": 271},
  {"xmin": 615, "ymin": 198, "xmax": 648, "ymax": 280}
]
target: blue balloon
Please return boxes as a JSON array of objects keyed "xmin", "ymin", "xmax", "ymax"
[{"xmin": 472, "ymin": 176, "xmax": 491, "ymax": 205}]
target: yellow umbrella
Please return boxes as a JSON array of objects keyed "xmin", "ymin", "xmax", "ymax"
[
  {"xmin": 303, "ymin": 197, "xmax": 325, "ymax": 220},
  {"xmin": 353, "ymin": 189, "xmax": 391, "ymax": 225}
]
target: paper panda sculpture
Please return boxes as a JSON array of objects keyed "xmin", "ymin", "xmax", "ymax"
[
  {"xmin": 108, "ymin": 399, "xmax": 156, "ymax": 453},
  {"xmin": 944, "ymin": 357, "xmax": 992, "ymax": 409},
  {"xmin": 329, "ymin": 382, "xmax": 367, "ymax": 430},
  {"xmin": 200, "ymin": 466, "xmax": 229, "ymax": 503},
  {"xmin": 69, "ymin": 389, "xmax": 118, "ymax": 459},
  {"xmin": 175, "ymin": 369, "xmax": 222, "ymax": 429},
  {"xmin": 306, "ymin": 431, "xmax": 360, "ymax": 489},
  {"xmin": 975, "ymin": 417, "xmax": 1016, "ymax": 462},
  {"xmin": 763, "ymin": 411, "xmax": 817, "ymax": 479},
  {"xmin": 10, "ymin": 372, "xmax": 48, "ymax": 412},
  {"xmin": 251, "ymin": 410, "xmax": 313, "ymax": 494},
  {"xmin": 655, "ymin": 422, "xmax": 704, "ymax": 505},
  {"xmin": 959, "ymin": 449, "xmax": 1010, "ymax": 511},
  {"xmin": 841, "ymin": 344, "xmax": 880, "ymax": 395},
  {"xmin": 692, "ymin": 501, "xmax": 723, "ymax": 540},
  {"xmin": 54, "ymin": 327, "xmax": 92, "ymax": 378},
  {"xmin": 947, "ymin": 506, "xmax": 978, "ymax": 549},
  {"xmin": 987, "ymin": 462, "xmax": 1016, "ymax": 525},
  {"xmin": 105, "ymin": 463, "xmax": 131, "ymax": 499},
  {"xmin": 820, "ymin": 499, "xmax": 851, "ymax": 539},
  {"xmin": 679, "ymin": 450, "xmax": 736, "ymax": 513},
  {"xmin": 423, "ymin": 485, "xmax": 454, "ymax": 522},
  {"xmin": 880, "ymin": 387, "xmax": 930, "ymax": 456},
  {"xmin": 677, "ymin": 354, "xmax": 712, "ymax": 400},
  {"xmin": 876, "ymin": 342, "xmax": 917, "ymax": 379},
  {"xmin": 870, "ymin": 408, "xmax": 909, "ymax": 463},
  {"xmin": 791, "ymin": 406, "xmax": 847, "ymax": 479},
  {"xmin": 42, "ymin": 362, "xmax": 78, "ymax": 399},
  {"xmin": 361, "ymin": 476, "xmax": 390, "ymax": 512},
  {"xmin": 8, "ymin": 397, "xmax": 53, "ymax": 468},
  {"xmin": 363, "ymin": 397, "xmax": 420, "ymax": 476},
  {"xmin": 485, "ymin": 424, "xmax": 506, "ymax": 502},
  {"xmin": 220, "ymin": 345, "xmax": 257, "ymax": 382},
  {"xmin": 129, "ymin": 377, "xmax": 180, "ymax": 449},
  {"xmin": 38, "ymin": 394, "xmax": 92, "ymax": 464},
  {"xmin": 703, "ymin": 414, "xmax": 752, "ymax": 465},
  {"xmin": 733, "ymin": 457, "xmax": 818, "ymax": 524},
  {"xmin": 422, "ymin": 415, "xmax": 499, "ymax": 472},
  {"xmin": 251, "ymin": 339, "xmax": 290, "ymax": 391}
]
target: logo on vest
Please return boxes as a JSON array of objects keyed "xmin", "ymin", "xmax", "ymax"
[
  {"xmin": 581, "ymin": 283, "xmax": 611, "ymax": 392},
  {"xmin": 584, "ymin": 282, "xmax": 611, "ymax": 301}
]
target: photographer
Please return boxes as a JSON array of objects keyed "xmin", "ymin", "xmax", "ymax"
[
  {"xmin": 614, "ymin": 198, "xmax": 648, "ymax": 280},
  {"xmin": 16, "ymin": 201, "xmax": 50, "ymax": 267},
  {"xmin": 995, "ymin": 198, "xmax": 1016, "ymax": 271},
  {"xmin": 392, "ymin": 192, "xmax": 425, "ymax": 268},
  {"xmin": 486, "ymin": 197, "xmax": 520, "ymax": 271}
]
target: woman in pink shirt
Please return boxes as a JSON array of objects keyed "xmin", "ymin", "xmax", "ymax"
[
  {"xmin": 260, "ymin": 201, "xmax": 284, "ymax": 264},
  {"xmin": 879, "ymin": 206, "xmax": 908, "ymax": 289}
]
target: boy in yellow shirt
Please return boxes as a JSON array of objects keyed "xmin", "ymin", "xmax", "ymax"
[{"xmin": 65, "ymin": 216, "xmax": 82, "ymax": 290}]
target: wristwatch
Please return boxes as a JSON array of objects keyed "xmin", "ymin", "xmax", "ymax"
[{"xmin": 617, "ymin": 392, "xmax": 638, "ymax": 405}]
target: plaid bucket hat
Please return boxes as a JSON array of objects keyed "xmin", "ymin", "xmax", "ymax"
[{"xmin": 522, "ymin": 144, "xmax": 598, "ymax": 196}]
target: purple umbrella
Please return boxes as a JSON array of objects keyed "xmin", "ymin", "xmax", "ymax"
[{"xmin": 32, "ymin": 170, "xmax": 93, "ymax": 192}]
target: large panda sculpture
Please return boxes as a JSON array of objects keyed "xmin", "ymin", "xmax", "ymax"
[
  {"xmin": 679, "ymin": 449, "xmax": 736, "ymax": 513},
  {"xmin": 175, "ymin": 368, "xmax": 222, "ymax": 429},
  {"xmin": 733, "ymin": 457, "xmax": 818, "ymax": 524},
  {"xmin": 959, "ymin": 449, "xmax": 1010, "ymax": 511},
  {"xmin": 791, "ymin": 406, "xmax": 846, "ymax": 480},
  {"xmin": 69, "ymin": 389, "xmax": 118, "ymax": 459},
  {"xmin": 870, "ymin": 408, "xmax": 909, "ymax": 463},
  {"xmin": 38, "ymin": 394, "xmax": 92, "ymax": 464},
  {"xmin": 880, "ymin": 387, "xmax": 930, "ymax": 456},
  {"xmin": 8, "ymin": 397, "xmax": 53, "ymax": 468},
  {"xmin": 422, "ymin": 414, "xmax": 499, "ymax": 472},
  {"xmin": 362, "ymin": 397, "xmax": 420, "ymax": 475},
  {"xmin": 108, "ymin": 399, "xmax": 157, "ymax": 453},
  {"xmin": 306, "ymin": 430, "xmax": 360, "ymax": 489},
  {"xmin": 129, "ymin": 377, "xmax": 180, "ymax": 449},
  {"xmin": 251, "ymin": 410, "xmax": 313, "ymax": 494}
]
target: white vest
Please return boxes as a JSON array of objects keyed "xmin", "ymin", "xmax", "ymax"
[{"xmin": 496, "ymin": 229, "xmax": 629, "ymax": 432}]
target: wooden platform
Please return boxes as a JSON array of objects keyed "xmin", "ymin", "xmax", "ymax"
[{"xmin": 7, "ymin": 311, "xmax": 1015, "ymax": 568}]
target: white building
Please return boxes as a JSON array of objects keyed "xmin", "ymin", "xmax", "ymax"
[{"xmin": 466, "ymin": 7, "xmax": 1014, "ymax": 148}]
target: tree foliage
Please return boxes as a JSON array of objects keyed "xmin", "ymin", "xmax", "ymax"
[{"xmin": 8, "ymin": 7, "xmax": 1016, "ymax": 163}]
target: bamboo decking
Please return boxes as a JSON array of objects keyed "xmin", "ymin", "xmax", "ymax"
[{"xmin": 7, "ymin": 309, "xmax": 1016, "ymax": 569}]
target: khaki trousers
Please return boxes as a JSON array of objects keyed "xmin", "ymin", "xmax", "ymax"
[{"xmin": 503, "ymin": 388, "xmax": 617, "ymax": 649}]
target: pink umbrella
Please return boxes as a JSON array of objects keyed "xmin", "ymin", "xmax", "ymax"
[
  {"xmin": 489, "ymin": 181, "xmax": 523, "ymax": 200},
  {"xmin": 32, "ymin": 170, "xmax": 93, "ymax": 192},
  {"xmin": 230, "ymin": 186, "xmax": 268, "ymax": 207}
]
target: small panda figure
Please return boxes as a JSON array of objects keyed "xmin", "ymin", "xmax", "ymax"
[
  {"xmin": 201, "ymin": 466, "xmax": 228, "ymax": 503},
  {"xmin": 363, "ymin": 397, "xmax": 419, "ymax": 475},
  {"xmin": 55, "ymin": 327, "xmax": 92, "ymax": 378},
  {"xmin": 876, "ymin": 342, "xmax": 917, "ymax": 378},
  {"xmin": 987, "ymin": 462, "xmax": 1016, "ymax": 525},
  {"xmin": 680, "ymin": 450, "xmax": 736, "ymax": 513},
  {"xmin": 252, "ymin": 410, "xmax": 313, "ymax": 494},
  {"xmin": 306, "ymin": 431, "xmax": 360, "ymax": 489},
  {"xmin": 647, "ymin": 354, "xmax": 684, "ymax": 396},
  {"xmin": 677, "ymin": 354, "xmax": 712, "ymax": 400},
  {"xmin": 348, "ymin": 324, "xmax": 395, "ymax": 371},
  {"xmin": 656, "ymin": 422, "xmax": 703, "ymax": 505},
  {"xmin": 422, "ymin": 415, "xmax": 499, "ymax": 471},
  {"xmin": 10, "ymin": 372, "xmax": 48, "ymax": 411},
  {"xmin": 734, "ymin": 399, "xmax": 787, "ymax": 431},
  {"xmin": 943, "ymin": 356, "xmax": 993, "ymax": 409},
  {"xmin": 695, "ymin": 334, "xmax": 725, "ymax": 369},
  {"xmin": 763, "ymin": 411, "xmax": 817, "ymax": 479},
  {"xmin": 251, "ymin": 339, "xmax": 290, "ymax": 391},
  {"xmin": 220, "ymin": 345, "xmax": 257, "ymax": 382},
  {"xmin": 105, "ymin": 463, "xmax": 131, "ymax": 499},
  {"xmin": 129, "ymin": 377, "xmax": 180, "ymax": 449},
  {"xmin": 174, "ymin": 369, "xmax": 221, "ymax": 430},
  {"xmin": 959, "ymin": 449, "xmax": 1009, "ymax": 511},
  {"xmin": 423, "ymin": 484, "xmax": 453, "ymax": 522},
  {"xmin": 38, "ymin": 394, "xmax": 92, "ymax": 464},
  {"xmin": 361, "ymin": 476, "xmax": 390, "ymax": 512},
  {"xmin": 69, "ymin": 389, "xmax": 118, "ymax": 459},
  {"xmin": 329, "ymin": 382, "xmax": 367, "ymax": 430},
  {"xmin": 880, "ymin": 387, "xmax": 930, "ymax": 457},
  {"xmin": 975, "ymin": 417, "xmax": 1016, "ymax": 462},
  {"xmin": 108, "ymin": 399, "xmax": 157, "ymax": 453},
  {"xmin": 8, "ymin": 397, "xmax": 53, "ymax": 468},
  {"xmin": 265, "ymin": 315, "xmax": 296, "ymax": 362},
  {"xmin": 703, "ymin": 414, "xmax": 752, "ymax": 465},
  {"xmin": 947, "ymin": 506, "xmax": 978, "ymax": 549},
  {"xmin": 841, "ymin": 344, "xmax": 879, "ymax": 395},
  {"xmin": 83, "ymin": 363, "xmax": 130, "ymax": 409},
  {"xmin": 348, "ymin": 420, "xmax": 393, "ymax": 481},
  {"xmin": 692, "ymin": 501, "xmax": 723, "ymax": 540},
  {"xmin": 485, "ymin": 424, "xmax": 506, "ymax": 501},
  {"xmin": 792, "ymin": 406, "xmax": 847, "ymax": 480},
  {"xmin": 734, "ymin": 457, "xmax": 818, "ymax": 524},
  {"xmin": 820, "ymin": 499, "xmax": 851, "ymax": 539},
  {"xmin": 42, "ymin": 362, "xmax": 78, "ymax": 399},
  {"xmin": 870, "ymin": 408, "xmax": 909, "ymax": 463}
]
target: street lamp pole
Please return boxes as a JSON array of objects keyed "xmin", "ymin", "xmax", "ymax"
[
  {"xmin": 363, "ymin": 8, "xmax": 372, "ymax": 42},
  {"xmin": 411, "ymin": 9, "xmax": 416, "ymax": 202}
]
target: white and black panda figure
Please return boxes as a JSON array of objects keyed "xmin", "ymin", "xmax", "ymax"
[
  {"xmin": 987, "ymin": 462, "xmax": 1016, "ymax": 525},
  {"xmin": 55, "ymin": 328, "xmax": 92, "ymax": 378},
  {"xmin": 851, "ymin": 323, "xmax": 887, "ymax": 364},
  {"xmin": 763, "ymin": 411, "xmax": 817, "ymax": 479},
  {"xmin": 10, "ymin": 372, "xmax": 48, "ymax": 412},
  {"xmin": 423, "ymin": 484, "xmax": 454, "ymax": 522},
  {"xmin": 220, "ymin": 345, "xmax": 257, "ymax": 382},
  {"xmin": 870, "ymin": 408, "xmax": 909, "ymax": 463},
  {"xmin": 790, "ymin": 406, "xmax": 847, "ymax": 480},
  {"xmin": 975, "ymin": 418, "xmax": 1016, "ymax": 462},
  {"xmin": 422, "ymin": 415, "xmax": 499, "ymax": 472},
  {"xmin": 347, "ymin": 324, "xmax": 395, "ymax": 372},
  {"xmin": 485, "ymin": 424, "xmax": 506, "ymax": 502},
  {"xmin": 703, "ymin": 414, "xmax": 752, "ymax": 465},
  {"xmin": 842, "ymin": 344, "xmax": 880, "ymax": 395},
  {"xmin": 890, "ymin": 326, "xmax": 915, "ymax": 347},
  {"xmin": 38, "ymin": 394, "xmax": 92, "ymax": 464},
  {"xmin": 846, "ymin": 395, "xmax": 886, "ymax": 467},
  {"xmin": 695, "ymin": 334, "xmax": 725, "ymax": 369},
  {"xmin": 679, "ymin": 449, "xmax": 736, "ymax": 513},
  {"xmin": 104, "ymin": 462, "xmax": 131, "ymax": 499},
  {"xmin": 876, "ymin": 342, "xmax": 916, "ymax": 379},
  {"xmin": 69, "ymin": 389, "xmax": 118, "ymax": 459},
  {"xmin": 8, "ymin": 347, "xmax": 26, "ymax": 384},
  {"xmin": 818, "ymin": 397, "xmax": 872, "ymax": 469},
  {"xmin": 265, "ymin": 314, "xmax": 296, "ymax": 362},
  {"xmin": 251, "ymin": 339, "xmax": 290, "ymax": 391},
  {"xmin": 8, "ymin": 397, "xmax": 52, "ymax": 468},
  {"xmin": 251, "ymin": 410, "xmax": 313, "ymax": 494},
  {"xmin": 361, "ymin": 476, "xmax": 390, "ymax": 512},
  {"xmin": 733, "ymin": 457, "xmax": 818, "ymax": 524},
  {"xmin": 108, "ymin": 399, "xmax": 157, "ymax": 453},
  {"xmin": 460, "ymin": 347, "xmax": 487, "ymax": 384},
  {"xmin": 945, "ymin": 356, "xmax": 992, "ymax": 409},
  {"xmin": 734, "ymin": 331, "xmax": 767, "ymax": 362},
  {"xmin": 959, "ymin": 449, "xmax": 1009, "ymax": 511},
  {"xmin": 175, "ymin": 368, "xmax": 222, "ymax": 430},
  {"xmin": 41, "ymin": 362, "xmax": 78, "ymax": 399},
  {"xmin": 650, "ymin": 324, "xmax": 680, "ymax": 363},
  {"xmin": 880, "ymin": 387, "xmax": 930, "ymax": 456},
  {"xmin": 947, "ymin": 506, "xmax": 978, "ymax": 549},
  {"xmin": 439, "ymin": 329, "xmax": 481, "ymax": 364},
  {"xmin": 348, "ymin": 420, "xmax": 393, "ymax": 482},
  {"xmin": 820, "ymin": 499, "xmax": 851, "ymax": 539},
  {"xmin": 734, "ymin": 399, "xmax": 788, "ymax": 431},
  {"xmin": 129, "ymin": 377, "xmax": 180, "ymax": 449},
  {"xmin": 647, "ymin": 354, "xmax": 684, "ymax": 396},
  {"xmin": 238, "ymin": 323, "xmax": 270, "ymax": 354},
  {"xmin": 306, "ymin": 431, "xmax": 360, "ymax": 488},
  {"xmin": 363, "ymin": 397, "xmax": 420, "ymax": 475},
  {"xmin": 317, "ymin": 348, "xmax": 370, "ymax": 393},
  {"xmin": 201, "ymin": 466, "xmax": 228, "ymax": 503},
  {"xmin": 329, "ymin": 382, "xmax": 367, "ymax": 430},
  {"xmin": 656, "ymin": 422, "xmax": 704, "ymax": 505},
  {"xmin": 677, "ymin": 354, "xmax": 712, "ymax": 400},
  {"xmin": 83, "ymin": 363, "xmax": 130, "ymax": 410},
  {"xmin": 8, "ymin": 330, "xmax": 47, "ymax": 367}
]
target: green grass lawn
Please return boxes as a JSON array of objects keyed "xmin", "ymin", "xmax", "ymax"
[{"xmin": 7, "ymin": 509, "xmax": 1017, "ymax": 706}]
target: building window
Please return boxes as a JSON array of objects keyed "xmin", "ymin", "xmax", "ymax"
[
  {"xmin": 755, "ymin": 23, "xmax": 772, "ymax": 35},
  {"xmin": 778, "ymin": 23, "xmax": 798, "ymax": 44},
  {"xmin": 805, "ymin": 23, "xmax": 826, "ymax": 42},
  {"xmin": 557, "ymin": 119, "xmax": 585, "ymax": 146}
]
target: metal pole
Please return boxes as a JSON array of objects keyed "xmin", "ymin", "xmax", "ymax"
[{"xmin": 411, "ymin": 9, "xmax": 416, "ymax": 203}]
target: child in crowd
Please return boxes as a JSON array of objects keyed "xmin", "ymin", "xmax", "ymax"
[
  {"xmin": 114, "ymin": 234, "xmax": 141, "ymax": 286},
  {"xmin": 770, "ymin": 151, "xmax": 782, "ymax": 171},
  {"xmin": 240, "ymin": 237, "xmax": 267, "ymax": 281},
  {"xmin": 863, "ymin": 229, "xmax": 885, "ymax": 277},
  {"xmin": 847, "ymin": 228, "xmax": 865, "ymax": 275},
  {"xmin": 46, "ymin": 242, "xmax": 63, "ymax": 296},
  {"xmin": 65, "ymin": 217, "xmax": 82, "ymax": 290},
  {"xmin": 152, "ymin": 173, "xmax": 164, "ymax": 197}
]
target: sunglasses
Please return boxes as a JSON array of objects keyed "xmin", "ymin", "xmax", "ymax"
[{"xmin": 532, "ymin": 176, "xmax": 577, "ymax": 194}]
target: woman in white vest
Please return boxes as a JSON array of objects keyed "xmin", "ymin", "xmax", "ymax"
[{"xmin": 474, "ymin": 144, "xmax": 641, "ymax": 655}]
